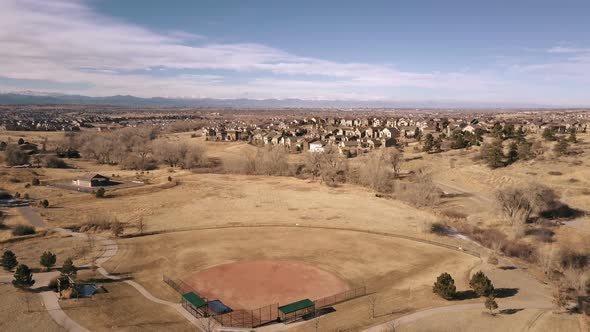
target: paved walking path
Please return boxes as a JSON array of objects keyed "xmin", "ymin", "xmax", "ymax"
[
  {"xmin": 363, "ymin": 301, "xmax": 554, "ymax": 332},
  {"xmin": 17, "ymin": 206, "xmax": 207, "ymax": 331}
]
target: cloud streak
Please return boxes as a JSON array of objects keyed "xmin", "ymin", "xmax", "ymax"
[{"xmin": 0, "ymin": 0, "xmax": 589, "ymax": 104}]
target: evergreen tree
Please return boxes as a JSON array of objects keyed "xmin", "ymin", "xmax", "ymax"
[
  {"xmin": 568, "ymin": 128, "xmax": 577, "ymax": 143},
  {"xmin": 422, "ymin": 134, "xmax": 435, "ymax": 152},
  {"xmin": 12, "ymin": 264, "xmax": 35, "ymax": 288},
  {"xmin": 1, "ymin": 250, "xmax": 18, "ymax": 271},
  {"xmin": 506, "ymin": 142, "xmax": 519, "ymax": 165},
  {"xmin": 482, "ymin": 139, "xmax": 505, "ymax": 169},
  {"xmin": 60, "ymin": 257, "xmax": 77, "ymax": 277},
  {"xmin": 491, "ymin": 122, "xmax": 503, "ymax": 139},
  {"xmin": 515, "ymin": 127, "xmax": 526, "ymax": 142},
  {"xmin": 485, "ymin": 296, "xmax": 498, "ymax": 315},
  {"xmin": 553, "ymin": 137, "xmax": 569, "ymax": 156},
  {"xmin": 433, "ymin": 137, "xmax": 443, "ymax": 153},
  {"xmin": 40, "ymin": 251, "xmax": 56, "ymax": 271},
  {"xmin": 433, "ymin": 272, "xmax": 456, "ymax": 300},
  {"xmin": 517, "ymin": 140, "xmax": 533, "ymax": 160},
  {"xmin": 469, "ymin": 271, "xmax": 495, "ymax": 297},
  {"xmin": 542, "ymin": 128, "xmax": 556, "ymax": 141},
  {"xmin": 503, "ymin": 123, "xmax": 515, "ymax": 138}
]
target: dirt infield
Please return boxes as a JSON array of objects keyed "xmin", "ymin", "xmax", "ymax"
[{"xmin": 182, "ymin": 260, "xmax": 349, "ymax": 310}]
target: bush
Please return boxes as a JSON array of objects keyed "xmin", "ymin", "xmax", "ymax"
[
  {"xmin": 40, "ymin": 251, "xmax": 57, "ymax": 271},
  {"xmin": 430, "ymin": 222, "xmax": 450, "ymax": 236},
  {"xmin": 12, "ymin": 225, "xmax": 35, "ymax": 236},
  {"xmin": 433, "ymin": 272, "xmax": 456, "ymax": 300},
  {"xmin": 32, "ymin": 178, "xmax": 41, "ymax": 186},
  {"xmin": 487, "ymin": 254, "xmax": 499, "ymax": 265},
  {"xmin": 4, "ymin": 144, "xmax": 29, "ymax": 166},
  {"xmin": 41, "ymin": 200, "xmax": 49, "ymax": 208},
  {"xmin": 559, "ymin": 250, "xmax": 588, "ymax": 270},
  {"xmin": 95, "ymin": 188, "xmax": 105, "ymax": 198},
  {"xmin": 44, "ymin": 156, "xmax": 68, "ymax": 168}
]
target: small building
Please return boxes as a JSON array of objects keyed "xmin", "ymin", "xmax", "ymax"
[
  {"xmin": 72, "ymin": 173, "xmax": 110, "ymax": 188},
  {"xmin": 278, "ymin": 298, "xmax": 315, "ymax": 323},
  {"xmin": 182, "ymin": 292, "xmax": 209, "ymax": 318}
]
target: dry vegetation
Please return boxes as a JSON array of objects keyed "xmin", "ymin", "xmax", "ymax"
[{"xmin": 0, "ymin": 123, "xmax": 589, "ymax": 331}]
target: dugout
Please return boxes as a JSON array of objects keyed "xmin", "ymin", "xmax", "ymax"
[
  {"xmin": 182, "ymin": 292, "xmax": 208, "ymax": 317},
  {"xmin": 278, "ymin": 298, "xmax": 315, "ymax": 322}
]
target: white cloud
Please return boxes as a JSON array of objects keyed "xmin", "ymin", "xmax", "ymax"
[{"xmin": 0, "ymin": 0, "xmax": 588, "ymax": 104}]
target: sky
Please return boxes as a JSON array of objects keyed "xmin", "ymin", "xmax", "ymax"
[{"xmin": 1, "ymin": 0, "xmax": 590, "ymax": 105}]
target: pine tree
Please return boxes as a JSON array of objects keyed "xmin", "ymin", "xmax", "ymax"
[
  {"xmin": 12, "ymin": 264, "xmax": 35, "ymax": 288},
  {"xmin": 482, "ymin": 139, "xmax": 505, "ymax": 169},
  {"xmin": 506, "ymin": 142, "xmax": 518, "ymax": 165},
  {"xmin": 1, "ymin": 250, "xmax": 18, "ymax": 271},
  {"xmin": 485, "ymin": 296, "xmax": 498, "ymax": 315},
  {"xmin": 422, "ymin": 134, "xmax": 434, "ymax": 152},
  {"xmin": 469, "ymin": 271, "xmax": 495, "ymax": 297},
  {"xmin": 542, "ymin": 128, "xmax": 556, "ymax": 141},
  {"xmin": 568, "ymin": 128, "xmax": 577, "ymax": 143},
  {"xmin": 553, "ymin": 137, "xmax": 569, "ymax": 156},
  {"xmin": 517, "ymin": 140, "xmax": 533, "ymax": 160},
  {"xmin": 433, "ymin": 272, "xmax": 456, "ymax": 300},
  {"xmin": 515, "ymin": 127, "xmax": 526, "ymax": 142},
  {"xmin": 40, "ymin": 251, "xmax": 56, "ymax": 271},
  {"xmin": 60, "ymin": 257, "xmax": 77, "ymax": 277}
]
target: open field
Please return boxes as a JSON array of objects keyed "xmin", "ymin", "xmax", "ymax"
[
  {"xmin": 60, "ymin": 270, "xmax": 195, "ymax": 332},
  {"xmin": 1, "ymin": 130, "xmax": 588, "ymax": 331},
  {"xmin": 0, "ymin": 284, "xmax": 64, "ymax": 332}
]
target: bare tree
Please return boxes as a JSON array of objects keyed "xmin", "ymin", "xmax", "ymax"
[
  {"xmin": 380, "ymin": 321, "xmax": 396, "ymax": 332},
  {"xmin": 402, "ymin": 169, "xmax": 440, "ymax": 207},
  {"xmin": 319, "ymin": 145, "xmax": 347, "ymax": 186},
  {"xmin": 197, "ymin": 316, "xmax": 218, "ymax": 332},
  {"xmin": 495, "ymin": 184, "xmax": 558, "ymax": 225},
  {"xmin": 136, "ymin": 218, "xmax": 146, "ymax": 235},
  {"xmin": 368, "ymin": 295, "xmax": 378, "ymax": 319},
  {"xmin": 386, "ymin": 148, "xmax": 403, "ymax": 178}
]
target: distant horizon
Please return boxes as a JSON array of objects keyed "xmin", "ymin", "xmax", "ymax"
[
  {"xmin": 2, "ymin": 90, "xmax": 590, "ymax": 109},
  {"xmin": 2, "ymin": 1, "xmax": 590, "ymax": 105}
]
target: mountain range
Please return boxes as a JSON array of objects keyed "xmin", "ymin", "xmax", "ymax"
[{"xmin": 0, "ymin": 91, "xmax": 571, "ymax": 109}]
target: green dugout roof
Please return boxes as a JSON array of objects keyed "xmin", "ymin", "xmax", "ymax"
[
  {"xmin": 279, "ymin": 299, "xmax": 314, "ymax": 314},
  {"xmin": 182, "ymin": 292, "xmax": 207, "ymax": 308}
]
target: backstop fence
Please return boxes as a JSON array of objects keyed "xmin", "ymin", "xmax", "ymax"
[{"xmin": 163, "ymin": 275, "xmax": 193, "ymax": 295}]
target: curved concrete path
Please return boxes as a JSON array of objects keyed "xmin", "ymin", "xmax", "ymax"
[
  {"xmin": 18, "ymin": 206, "xmax": 207, "ymax": 331},
  {"xmin": 363, "ymin": 301, "xmax": 554, "ymax": 332}
]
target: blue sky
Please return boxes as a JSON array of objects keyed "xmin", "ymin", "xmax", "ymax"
[{"xmin": 1, "ymin": 0, "xmax": 590, "ymax": 105}]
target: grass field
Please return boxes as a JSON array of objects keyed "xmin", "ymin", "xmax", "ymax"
[
  {"xmin": 1, "ymin": 131, "xmax": 588, "ymax": 331},
  {"xmin": 0, "ymin": 284, "xmax": 64, "ymax": 332}
]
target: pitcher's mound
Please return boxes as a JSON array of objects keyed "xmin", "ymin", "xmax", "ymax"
[{"xmin": 182, "ymin": 260, "xmax": 348, "ymax": 309}]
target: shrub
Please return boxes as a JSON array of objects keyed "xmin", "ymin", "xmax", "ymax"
[
  {"xmin": 487, "ymin": 254, "xmax": 499, "ymax": 265},
  {"xmin": 41, "ymin": 200, "xmax": 49, "ymax": 208},
  {"xmin": 40, "ymin": 251, "xmax": 57, "ymax": 271},
  {"xmin": 32, "ymin": 178, "xmax": 41, "ymax": 186},
  {"xmin": 12, "ymin": 225, "xmax": 35, "ymax": 236},
  {"xmin": 48, "ymin": 277, "xmax": 59, "ymax": 291},
  {"xmin": 4, "ymin": 144, "xmax": 30, "ymax": 166},
  {"xmin": 95, "ymin": 188, "xmax": 105, "ymax": 198},
  {"xmin": 430, "ymin": 222, "xmax": 450, "ymax": 236},
  {"xmin": 559, "ymin": 250, "xmax": 588, "ymax": 270},
  {"xmin": 44, "ymin": 156, "xmax": 68, "ymax": 168},
  {"xmin": 433, "ymin": 272, "xmax": 456, "ymax": 300}
]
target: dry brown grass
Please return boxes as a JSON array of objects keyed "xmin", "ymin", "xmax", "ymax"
[{"xmin": 0, "ymin": 284, "xmax": 64, "ymax": 332}]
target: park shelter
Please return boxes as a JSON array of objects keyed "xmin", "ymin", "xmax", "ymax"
[
  {"xmin": 278, "ymin": 298, "xmax": 315, "ymax": 322},
  {"xmin": 182, "ymin": 292, "xmax": 208, "ymax": 317}
]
